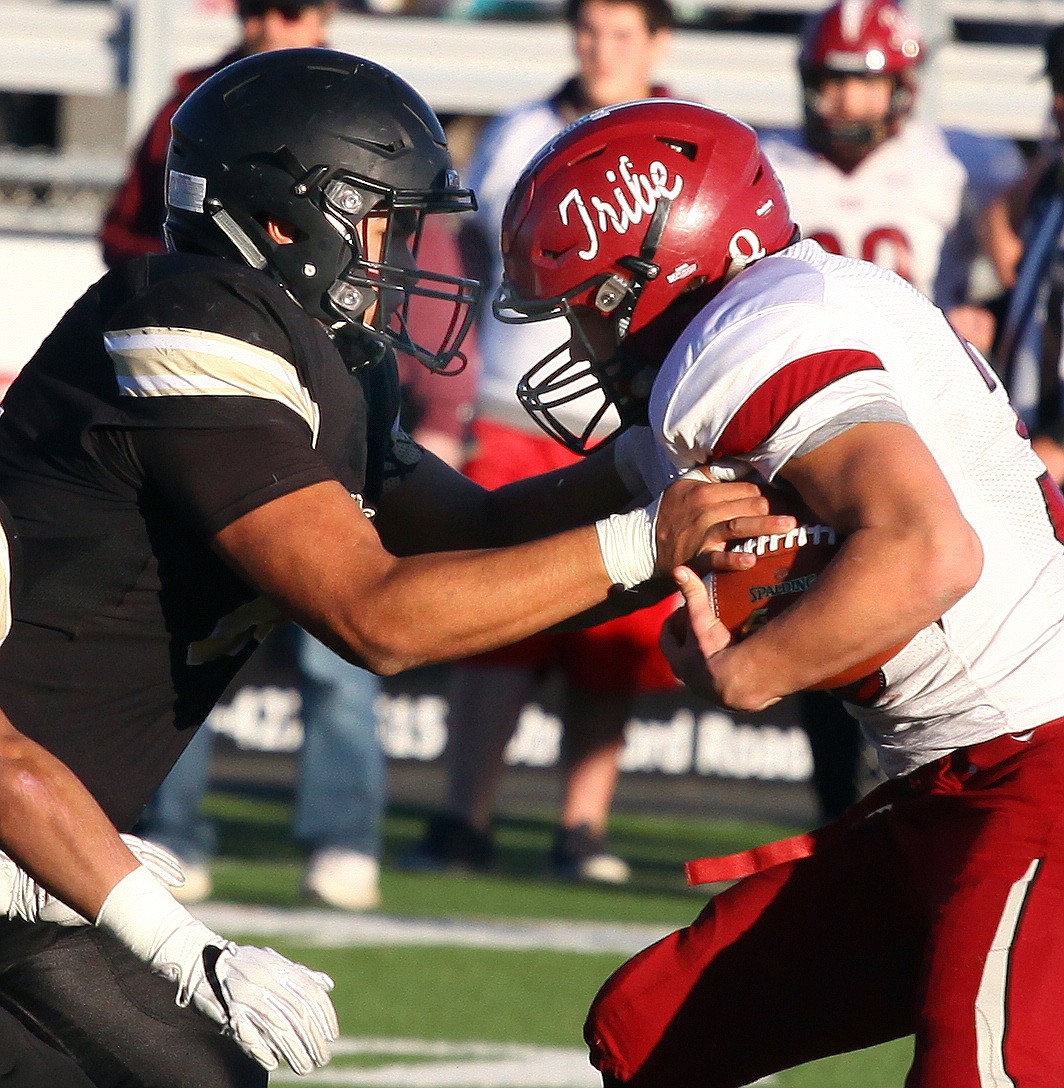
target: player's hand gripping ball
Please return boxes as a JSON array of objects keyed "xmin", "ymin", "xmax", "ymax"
[{"xmin": 704, "ymin": 519, "xmax": 905, "ymax": 696}]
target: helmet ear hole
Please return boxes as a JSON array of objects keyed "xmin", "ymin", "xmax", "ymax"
[
  {"xmin": 261, "ymin": 217, "xmax": 304, "ymax": 245},
  {"xmin": 678, "ymin": 275, "xmax": 709, "ymax": 296},
  {"xmin": 657, "ymin": 137, "xmax": 697, "ymax": 161}
]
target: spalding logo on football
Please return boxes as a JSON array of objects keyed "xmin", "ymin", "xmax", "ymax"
[{"xmin": 704, "ymin": 522, "xmax": 903, "ymax": 695}]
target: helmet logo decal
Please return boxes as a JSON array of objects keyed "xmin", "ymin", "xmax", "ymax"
[
  {"xmin": 728, "ymin": 229, "xmax": 767, "ymax": 268},
  {"xmin": 558, "ymin": 155, "xmax": 684, "ymax": 261},
  {"xmin": 666, "ymin": 261, "xmax": 697, "ymax": 285},
  {"xmin": 168, "ymin": 170, "xmax": 207, "ymax": 214}
]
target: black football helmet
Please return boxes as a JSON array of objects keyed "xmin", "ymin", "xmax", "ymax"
[{"xmin": 165, "ymin": 48, "xmax": 479, "ymax": 372}]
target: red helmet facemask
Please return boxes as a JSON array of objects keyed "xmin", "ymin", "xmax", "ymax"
[
  {"xmin": 799, "ymin": 0, "xmax": 923, "ymax": 168},
  {"xmin": 494, "ymin": 100, "xmax": 797, "ymax": 455}
]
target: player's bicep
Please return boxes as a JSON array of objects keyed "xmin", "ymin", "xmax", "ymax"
[
  {"xmin": 211, "ymin": 480, "xmax": 394, "ymax": 663},
  {"xmin": 130, "ymin": 408, "xmax": 332, "ymax": 536},
  {"xmin": 778, "ymin": 421, "xmax": 983, "ymax": 643},
  {"xmin": 781, "ymin": 420, "xmax": 969, "ymax": 538}
]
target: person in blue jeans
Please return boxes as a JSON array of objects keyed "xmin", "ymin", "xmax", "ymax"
[{"xmin": 141, "ymin": 627, "xmax": 385, "ymax": 911}]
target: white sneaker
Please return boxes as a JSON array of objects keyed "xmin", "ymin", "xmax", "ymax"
[
  {"xmin": 578, "ymin": 851, "xmax": 632, "ymax": 886},
  {"xmin": 170, "ymin": 860, "xmax": 213, "ymax": 904},
  {"xmin": 550, "ymin": 824, "xmax": 631, "ymax": 886},
  {"xmin": 302, "ymin": 849, "xmax": 382, "ymax": 912}
]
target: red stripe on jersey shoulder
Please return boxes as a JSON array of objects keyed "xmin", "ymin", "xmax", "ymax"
[{"xmin": 713, "ymin": 349, "xmax": 885, "ymax": 459}]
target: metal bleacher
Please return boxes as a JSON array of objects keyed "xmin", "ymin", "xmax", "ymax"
[{"xmin": 0, "ymin": 0, "xmax": 1063, "ymax": 233}]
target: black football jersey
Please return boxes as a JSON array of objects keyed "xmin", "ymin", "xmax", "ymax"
[{"xmin": 0, "ymin": 253, "xmax": 417, "ymax": 828}]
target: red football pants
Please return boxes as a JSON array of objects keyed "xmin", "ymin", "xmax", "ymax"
[{"xmin": 586, "ymin": 718, "xmax": 1064, "ymax": 1087}]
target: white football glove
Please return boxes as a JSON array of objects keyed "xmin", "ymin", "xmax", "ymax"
[
  {"xmin": 196, "ymin": 943, "xmax": 339, "ymax": 1074},
  {"xmin": 0, "ymin": 833, "xmax": 187, "ymax": 925},
  {"xmin": 96, "ymin": 866, "xmax": 337, "ymax": 1074}
]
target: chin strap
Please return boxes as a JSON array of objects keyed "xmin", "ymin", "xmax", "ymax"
[
  {"xmin": 207, "ymin": 202, "xmax": 269, "ymax": 270},
  {"xmin": 610, "ymin": 196, "xmax": 671, "ymax": 337},
  {"xmin": 334, "ymin": 327, "xmax": 390, "ymax": 371}
]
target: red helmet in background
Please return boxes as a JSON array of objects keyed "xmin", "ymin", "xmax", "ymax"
[
  {"xmin": 799, "ymin": 0, "xmax": 924, "ymax": 166},
  {"xmin": 495, "ymin": 100, "xmax": 797, "ymax": 454}
]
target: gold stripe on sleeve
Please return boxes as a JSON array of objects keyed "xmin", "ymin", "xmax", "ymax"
[{"xmin": 105, "ymin": 326, "xmax": 321, "ymax": 445}]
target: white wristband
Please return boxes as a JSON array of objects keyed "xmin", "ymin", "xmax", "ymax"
[{"xmin": 594, "ymin": 495, "xmax": 661, "ymax": 589}]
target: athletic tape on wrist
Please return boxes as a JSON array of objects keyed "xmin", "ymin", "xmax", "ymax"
[{"xmin": 594, "ymin": 496, "xmax": 661, "ymax": 589}]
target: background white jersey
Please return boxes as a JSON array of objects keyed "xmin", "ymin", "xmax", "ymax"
[
  {"xmin": 641, "ymin": 240, "xmax": 1064, "ymax": 776},
  {"xmin": 471, "ymin": 86, "xmax": 671, "ymax": 435},
  {"xmin": 468, "ymin": 98, "xmax": 575, "ymax": 432},
  {"xmin": 760, "ymin": 123, "xmax": 1022, "ymax": 309}
]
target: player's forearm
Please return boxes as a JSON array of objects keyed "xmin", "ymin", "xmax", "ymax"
[
  {"xmin": 0, "ymin": 719, "xmax": 138, "ymax": 919},
  {"xmin": 318, "ymin": 525, "xmax": 614, "ymax": 673},
  {"xmin": 326, "ymin": 480, "xmax": 784, "ymax": 673},
  {"xmin": 216, "ymin": 481, "xmax": 618, "ymax": 672},
  {"xmin": 373, "ymin": 446, "xmax": 634, "ymax": 554},
  {"xmin": 708, "ymin": 520, "xmax": 982, "ymax": 711},
  {"xmin": 219, "ymin": 477, "xmax": 786, "ymax": 676}
]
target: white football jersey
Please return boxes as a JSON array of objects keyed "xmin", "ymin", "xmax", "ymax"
[
  {"xmin": 760, "ymin": 123, "xmax": 1022, "ymax": 310},
  {"xmin": 641, "ymin": 240, "xmax": 1064, "ymax": 776}
]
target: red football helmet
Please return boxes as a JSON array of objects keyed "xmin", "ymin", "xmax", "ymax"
[
  {"xmin": 799, "ymin": 0, "xmax": 924, "ymax": 165},
  {"xmin": 495, "ymin": 100, "xmax": 797, "ymax": 455}
]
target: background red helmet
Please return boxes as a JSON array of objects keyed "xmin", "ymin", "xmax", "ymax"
[
  {"xmin": 800, "ymin": 0, "xmax": 922, "ymax": 79},
  {"xmin": 799, "ymin": 0, "xmax": 924, "ymax": 164},
  {"xmin": 495, "ymin": 100, "xmax": 797, "ymax": 453}
]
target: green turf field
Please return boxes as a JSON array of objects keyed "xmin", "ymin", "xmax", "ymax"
[{"xmin": 200, "ymin": 789, "xmax": 914, "ymax": 1087}]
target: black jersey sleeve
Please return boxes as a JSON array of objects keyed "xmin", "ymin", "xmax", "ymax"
[
  {"xmin": 102, "ymin": 260, "xmax": 323, "ymax": 435},
  {"xmin": 97, "ymin": 259, "xmax": 364, "ymax": 534},
  {"xmin": 127, "ymin": 416, "xmax": 334, "ymax": 536}
]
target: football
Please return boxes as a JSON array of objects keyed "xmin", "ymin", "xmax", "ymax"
[{"xmin": 704, "ymin": 521, "xmax": 904, "ymax": 694}]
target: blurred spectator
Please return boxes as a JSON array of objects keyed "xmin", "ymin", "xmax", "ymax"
[
  {"xmin": 761, "ymin": 0, "xmax": 1023, "ymax": 356},
  {"xmin": 141, "ymin": 626, "xmax": 387, "ymax": 910},
  {"xmin": 100, "ymin": 0, "xmax": 395, "ymax": 911},
  {"xmin": 759, "ymin": 0, "xmax": 1024, "ymax": 822},
  {"xmin": 404, "ymin": 0, "xmax": 675, "ymax": 884},
  {"xmin": 100, "ymin": 0, "xmax": 337, "ymax": 267},
  {"xmin": 996, "ymin": 23, "xmax": 1064, "ymax": 487}
]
